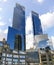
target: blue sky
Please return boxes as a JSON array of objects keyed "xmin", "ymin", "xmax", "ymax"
[{"xmin": 0, "ymin": 0, "xmax": 54, "ymax": 49}]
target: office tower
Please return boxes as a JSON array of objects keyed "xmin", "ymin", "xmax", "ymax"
[
  {"xmin": 12, "ymin": 3, "xmax": 25, "ymax": 35},
  {"xmin": 7, "ymin": 3, "xmax": 26, "ymax": 51},
  {"xmin": 32, "ymin": 11, "xmax": 43, "ymax": 35},
  {"xmin": 7, "ymin": 27, "xmax": 25, "ymax": 50},
  {"xmin": 12, "ymin": 3, "xmax": 25, "ymax": 51},
  {"xmin": 14, "ymin": 35, "xmax": 22, "ymax": 51}
]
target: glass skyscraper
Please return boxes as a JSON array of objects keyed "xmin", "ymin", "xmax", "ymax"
[
  {"xmin": 12, "ymin": 3, "xmax": 25, "ymax": 35},
  {"xmin": 7, "ymin": 3, "xmax": 25, "ymax": 51},
  {"xmin": 32, "ymin": 11, "xmax": 43, "ymax": 35}
]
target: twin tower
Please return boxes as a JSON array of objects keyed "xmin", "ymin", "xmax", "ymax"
[{"xmin": 7, "ymin": 3, "xmax": 43, "ymax": 51}]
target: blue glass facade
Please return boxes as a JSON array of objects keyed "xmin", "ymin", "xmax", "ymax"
[
  {"xmin": 38, "ymin": 39, "xmax": 53, "ymax": 50},
  {"xmin": 32, "ymin": 11, "xmax": 43, "ymax": 35},
  {"xmin": 38, "ymin": 40, "xmax": 48, "ymax": 48},
  {"xmin": 12, "ymin": 3, "xmax": 25, "ymax": 35},
  {"xmin": 7, "ymin": 27, "xmax": 25, "ymax": 50},
  {"xmin": 7, "ymin": 4, "xmax": 25, "ymax": 51}
]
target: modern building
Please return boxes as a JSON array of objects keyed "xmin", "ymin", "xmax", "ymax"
[
  {"xmin": 0, "ymin": 47, "xmax": 26, "ymax": 65},
  {"xmin": 12, "ymin": 3, "xmax": 25, "ymax": 35},
  {"xmin": 34, "ymin": 34, "xmax": 54, "ymax": 50},
  {"xmin": 1, "ymin": 50, "xmax": 26, "ymax": 65},
  {"xmin": 0, "ymin": 39, "xmax": 26, "ymax": 65},
  {"xmin": 0, "ymin": 39, "xmax": 54, "ymax": 65},
  {"xmin": 7, "ymin": 27, "xmax": 25, "ymax": 51},
  {"xmin": 34, "ymin": 34, "xmax": 48, "ymax": 49},
  {"xmin": 7, "ymin": 3, "xmax": 26, "ymax": 51},
  {"xmin": 32, "ymin": 11, "xmax": 43, "ymax": 35}
]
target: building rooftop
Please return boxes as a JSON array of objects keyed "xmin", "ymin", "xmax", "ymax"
[
  {"xmin": 16, "ymin": 3, "xmax": 25, "ymax": 11},
  {"xmin": 32, "ymin": 11, "xmax": 39, "ymax": 17}
]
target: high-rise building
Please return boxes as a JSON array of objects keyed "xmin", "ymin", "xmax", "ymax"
[
  {"xmin": 7, "ymin": 3, "xmax": 26, "ymax": 51},
  {"xmin": 12, "ymin": 3, "xmax": 25, "ymax": 35},
  {"xmin": 12, "ymin": 3, "xmax": 25, "ymax": 51},
  {"xmin": 32, "ymin": 11, "xmax": 43, "ymax": 35}
]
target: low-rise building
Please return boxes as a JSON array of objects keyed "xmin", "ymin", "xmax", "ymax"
[
  {"xmin": 0, "ymin": 39, "xmax": 26, "ymax": 65},
  {"xmin": 38, "ymin": 48, "xmax": 54, "ymax": 65}
]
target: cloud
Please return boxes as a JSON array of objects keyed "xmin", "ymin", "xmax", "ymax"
[
  {"xmin": 26, "ymin": 34, "xmax": 34, "ymax": 49},
  {"xmin": 3, "ymin": 0, "xmax": 7, "ymax": 2},
  {"xmin": 0, "ymin": 17, "xmax": 2, "ymax": 20},
  {"xmin": 4, "ymin": 29, "xmax": 8, "ymax": 34},
  {"xmin": 0, "ymin": 29, "xmax": 2, "ymax": 33},
  {"xmin": 9, "ymin": 18, "xmax": 12, "ymax": 22},
  {"xmin": 0, "ymin": 29, "xmax": 8, "ymax": 41},
  {"xmin": 0, "ymin": 0, "xmax": 7, "ymax": 2},
  {"xmin": 0, "ymin": 33, "xmax": 7, "ymax": 41},
  {"xmin": 26, "ymin": 14, "xmax": 34, "ymax": 49},
  {"xmin": 37, "ymin": 0, "xmax": 44, "ymax": 3},
  {"xmin": 0, "ymin": 7, "xmax": 3, "ymax": 11},
  {"xmin": 0, "ymin": 0, "xmax": 2, "ymax": 2},
  {"xmin": 0, "ymin": 22, "xmax": 6, "ymax": 26},
  {"xmin": 40, "ymin": 12, "xmax": 54, "ymax": 31},
  {"xmin": 26, "ymin": 13, "xmax": 33, "ymax": 35}
]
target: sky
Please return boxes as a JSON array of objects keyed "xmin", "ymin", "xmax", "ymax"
[{"xmin": 0, "ymin": 0, "xmax": 54, "ymax": 49}]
